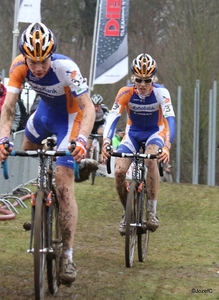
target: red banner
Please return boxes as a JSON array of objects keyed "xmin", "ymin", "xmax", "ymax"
[{"xmin": 93, "ymin": 0, "xmax": 129, "ymax": 85}]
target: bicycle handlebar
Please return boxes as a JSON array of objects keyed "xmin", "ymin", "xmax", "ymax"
[
  {"xmin": 106, "ymin": 152, "xmax": 158, "ymax": 175},
  {"xmin": 106, "ymin": 146, "xmax": 163, "ymax": 175},
  {"xmin": 9, "ymin": 149, "xmax": 72, "ymax": 157},
  {"xmin": 108, "ymin": 152, "xmax": 158, "ymax": 159},
  {"xmin": 1, "ymin": 149, "xmax": 80, "ymax": 180},
  {"xmin": 89, "ymin": 133, "xmax": 103, "ymax": 139}
]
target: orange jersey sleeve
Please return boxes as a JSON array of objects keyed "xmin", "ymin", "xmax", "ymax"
[{"xmin": 8, "ymin": 55, "xmax": 28, "ymax": 92}]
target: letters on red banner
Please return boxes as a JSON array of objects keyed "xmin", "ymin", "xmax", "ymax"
[{"xmin": 104, "ymin": 0, "xmax": 121, "ymax": 37}]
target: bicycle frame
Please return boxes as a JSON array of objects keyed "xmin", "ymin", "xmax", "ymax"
[{"xmin": 127, "ymin": 153, "xmax": 147, "ymax": 227}]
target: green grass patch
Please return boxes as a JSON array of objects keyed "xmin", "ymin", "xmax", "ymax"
[{"xmin": 1, "ymin": 178, "xmax": 219, "ymax": 299}]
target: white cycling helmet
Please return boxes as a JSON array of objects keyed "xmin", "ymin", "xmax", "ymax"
[
  {"xmin": 19, "ymin": 22, "xmax": 57, "ymax": 62},
  {"xmin": 91, "ymin": 94, "xmax": 103, "ymax": 105},
  {"xmin": 131, "ymin": 53, "xmax": 157, "ymax": 78}
]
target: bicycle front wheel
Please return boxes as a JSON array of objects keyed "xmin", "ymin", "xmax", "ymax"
[
  {"xmin": 125, "ymin": 181, "xmax": 138, "ymax": 268},
  {"xmin": 47, "ymin": 185, "xmax": 62, "ymax": 295},
  {"xmin": 137, "ymin": 190, "xmax": 149, "ymax": 262},
  {"xmin": 34, "ymin": 190, "xmax": 47, "ymax": 300}
]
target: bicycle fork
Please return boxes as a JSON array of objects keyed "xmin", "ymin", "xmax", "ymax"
[
  {"xmin": 125, "ymin": 181, "xmax": 146, "ymax": 232},
  {"xmin": 27, "ymin": 191, "xmax": 54, "ymax": 255}
]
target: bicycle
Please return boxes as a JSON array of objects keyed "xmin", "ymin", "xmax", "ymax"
[
  {"xmin": 2, "ymin": 137, "xmax": 79, "ymax": 300},
  {"xmin": 88, "ymin": 133, "xmax": 102, "ymax": 185},
  {"xmin": 106, "ymin": 143, "xmax": 162, "ymax": 268}
]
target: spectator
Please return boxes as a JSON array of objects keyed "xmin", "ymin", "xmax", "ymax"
[
  {"xmin": 11, "ymin": 102, "xmax": 21, "ymax": 133},
  {"xmin": 112, "ymin": 129, "xmax": 125, "ymax": 150},
  {"xmin": 0, "ymin": 74, "xmax": 7, "ymax": 115},
  {"xmin": 29, "ymin": 93, "xmax": 41, "ymax": 115},
  {"xmin": 0, "ymin": 76, "xmax": 24, "ymax": 133},
  {"xmin": 11, "ymin": 85, "xmax": 28, "ymax": 133},
  {"xmin": 160, "ymin": 163, "xmax": 173, "ymax": 183}
]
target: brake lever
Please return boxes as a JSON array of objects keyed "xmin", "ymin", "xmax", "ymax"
[
  {"xmin": 68, "ymin": 140, "xmax": 76, "ymax": 152},
  {"xmin": 157, "ymin": 148, "xmax": 162, "ymax": 155},
  {"xmin": 68, "ymin": 140, "xmax": 79, "ymax": 181},
  {"xmin": 157, "ymin": 148, "xmax": 163, "ymax": 176},
  {"xmin": 106, "ymin": 145, "xmax": 113, "ymax": 174},
  {"xmin": 106, "ymin": 145, "xmax": 113, "ymax": 154}
]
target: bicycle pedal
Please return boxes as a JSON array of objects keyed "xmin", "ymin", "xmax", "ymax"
[
  {"xmin": 140, "ymin": 226, "xmax": 147, "ymax": 234},
  {"xmin": 47, "ymin": 252, "xmax": 56, "ymax": 260}
]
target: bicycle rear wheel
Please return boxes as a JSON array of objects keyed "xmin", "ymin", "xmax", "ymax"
[
  {"xmin": 137, "ymin": 190, "xmax": 149, "ymax": 262},
  {"xmin": 34, "ymin": 190, "xmax": 47, "ymax": 300},
  {"xmin": 47, "ymin": 185, "xmax": 62, "ymax": 295},
  {"xmin": 125, "ymin": 181, "xmax": 138, "ymax": 268}
]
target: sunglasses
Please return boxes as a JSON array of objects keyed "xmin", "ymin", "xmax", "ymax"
[{"xmin": 135, "ymin": 78, "xmax": 152, "ymax": 84}]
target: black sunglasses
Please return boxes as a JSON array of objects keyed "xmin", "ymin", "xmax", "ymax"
[{"xmin": 135, "ymin": 78, "xmax": 152, "ymax": 84}]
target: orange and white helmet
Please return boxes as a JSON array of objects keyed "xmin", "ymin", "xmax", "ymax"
[
  {"xmin": 131, "ymin": 53, "xmax": 157, "ymax": 78},
  {"xmin": 19, "ymin": 22, "xmax": 57, "ymax": 62}
]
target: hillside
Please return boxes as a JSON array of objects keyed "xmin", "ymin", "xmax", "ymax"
[{"xmin": 0, "ymin": 177, "xmax": 219, "ymax": 299}]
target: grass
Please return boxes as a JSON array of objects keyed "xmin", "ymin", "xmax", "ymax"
[{"xmin": 1, "ymin": 177, "xmax": 219, "ymax": 299}]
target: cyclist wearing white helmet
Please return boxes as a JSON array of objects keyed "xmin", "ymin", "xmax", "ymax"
[
  {"xmin": 0, "ymin": 22, "xmax": 97, "ymax": 285},
  {"xmin": 86, "ymin": 94, "xmax": 109, "ymax": 159},
  {"xmin": 102, "ymin": 53, "xmax": 176, "ymax": 235}
]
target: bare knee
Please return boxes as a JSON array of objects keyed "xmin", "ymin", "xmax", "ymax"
[
  {"xmin": 22, "ymin": 136, "xmax": 41, "ymax": 150},
  {"xmin": 114, "ymin": 159, "xmax": 129, "ymax": 187},
  {"xmin": 146, "ymin": 159, "xmax": 158, "ymax": 172},
  {"xmin": 115, "ymin": 168, "xmax": 126, "ymax": 182}
]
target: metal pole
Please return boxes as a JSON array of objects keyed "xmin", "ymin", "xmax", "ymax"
[
  {"xmin": 88, "ymin": 0, "xmax": 101, "ymax": 96},
  {"xmin": 192, "ymin": 86, "xmax": 197, "ymax": 184},
  {"xmin": 12, "ymin": 0, "xmax": 19, "ymax": 61},
  {"xmin": 1, "ymin": 69, "xmax": 6, "ymax": 84},
  {"xmin": 211, "ymin": 80, "xmax": 217, "ymax": 185},
  {"xmin": 192, "ymin": 80, "xmax": 200, "ymax": 184},
  {"xmin": 196, "ymin": 80, "xmax": 200, "ymax": 183},
  {"xmin": 176, "ymin": 86, "xmax": 181, "ymax": 183},
  {"xmin": 207, "ymin": 89, "xmax": 213, "ymax": 185}
]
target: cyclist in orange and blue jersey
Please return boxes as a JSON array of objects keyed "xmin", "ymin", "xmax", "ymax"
[
  {"xmin": 102, "ymin": 53, "xmax": 176, "ymax": 235},
  {"xmin": 0, "ymin": 22, "xmax": 97, "ymax": 285}
]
